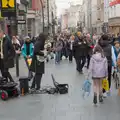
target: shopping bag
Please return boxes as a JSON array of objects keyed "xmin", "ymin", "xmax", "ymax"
[
  {"xmin": 102, "ymin": 78, "xmax": 109, "ymax": 91},
  {"xmin": 27, "ymin": 58, "xmax": 32, "ymax": 66},
  {"xmin": 82, "ymin": 79, "xmax": 91, "ymax": 98}
]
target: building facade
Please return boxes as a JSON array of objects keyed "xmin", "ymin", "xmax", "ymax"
[
  {"xmin": 61, "ymin": 9, "xmax": 68, "ymax": 31},
  {"xmin": 96, "ymin": 0, "xmax": 104, "ymax": 34},
  {"xmin": 67, "ymin": 4, "xmax": 84, "ymax": 32},
  {"xmin": 27, "ymin": 0, "xmax": 44, "ymax": 37},
  {"xmin": 43, "ymin": 0, "xmax": 57, "ymax": 35},
  {"xmin": 108, "ymin": 0, "xmax": 120, "ymax": 35}
]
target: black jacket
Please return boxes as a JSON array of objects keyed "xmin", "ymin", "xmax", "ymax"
[
  {"xmin": 30, "ymin": 40, "xmax": 45, "ymax": 74},
  {"xmin": 98, "ymin": 39, "xmax": 112, "ymax": 66},
  {"xmin": 1, "ymin": 36, "xmax": 15, "ymax": 69},
  {"xmin": 73, "ymin": 38, "xmax": 88, "ymax": 58}
]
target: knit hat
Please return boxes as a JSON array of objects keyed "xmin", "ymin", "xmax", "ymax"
[
  {"xmin": 25, "ymin": 36, "xmax": 30, "ymax": 40},
  {"xmin": 114, "ymin": 40, "xmax": 119, "ymax": 44}
]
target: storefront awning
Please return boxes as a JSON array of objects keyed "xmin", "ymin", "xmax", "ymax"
[{"xmin": 109, "ymin": 0, "xmax": 120, "ymax": 6}]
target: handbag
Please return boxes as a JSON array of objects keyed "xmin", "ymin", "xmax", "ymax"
[{"xmin": 102, "ymin": 78, "xmax": 109, "ymax": 91}]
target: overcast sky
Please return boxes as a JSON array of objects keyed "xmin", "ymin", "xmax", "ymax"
[{"xmin": 56, "ymin": 0, "xmax": 83, "ymax": 16}]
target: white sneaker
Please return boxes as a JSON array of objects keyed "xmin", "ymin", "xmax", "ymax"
[{"xmin": 103, "ymin": 92, "xmax": 107, "ymax": 98}]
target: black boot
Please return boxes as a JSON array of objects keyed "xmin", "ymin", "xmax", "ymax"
[
  {"xmin": 99, "ymin": 95, "xmax": 103, "ymax": 103},
  {"xmin": 93, "ymin": 93, "xmax": 97, "ymax": 104}
]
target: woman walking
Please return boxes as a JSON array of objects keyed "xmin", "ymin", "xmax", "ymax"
[{"xmin": 89, "ymin": 45, "xmax": 108, "ymax": 105}]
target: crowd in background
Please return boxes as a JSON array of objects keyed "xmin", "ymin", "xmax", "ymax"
[{"xmin": 1, "ymin": 29, "xmax": 120, "ymax": 103}]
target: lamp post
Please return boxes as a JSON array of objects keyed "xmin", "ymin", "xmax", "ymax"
[
  {"xmin": 47, "ymin": 0, "xmax": 50, "ymax": 34},
  {"xmin": 40, "ymin": 0, "xmax": 45, "ymax": 33}
]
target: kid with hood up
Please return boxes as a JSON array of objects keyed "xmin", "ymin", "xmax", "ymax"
[{"xmin": 89, "ymin": 45, "xmax": 108, "ymax": 105}]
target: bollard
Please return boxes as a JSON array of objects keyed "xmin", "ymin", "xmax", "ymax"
[{"xmin": 16, "ymin": 54, "xmax": 19, "ymax": 77}]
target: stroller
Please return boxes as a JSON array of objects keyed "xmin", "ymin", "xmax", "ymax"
[{"xmin": 0, "ymin": 77, "xmax": 19, "ymax": 100}]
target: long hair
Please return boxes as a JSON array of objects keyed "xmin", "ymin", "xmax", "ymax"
[
  {"xmin": 38, "ymin": 33, "xmax": 46, "ymax": 50},
  {"xmin": 93, "ymin": 45, "xmax": 105, "ymax": 58}
]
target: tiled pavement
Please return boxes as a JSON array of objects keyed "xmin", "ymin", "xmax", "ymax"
[{"xmin": 0, "ymin": 59, "xmax": 120, "ymax": 120}]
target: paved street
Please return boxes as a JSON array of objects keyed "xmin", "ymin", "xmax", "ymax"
[{"xmin": 0, "ymin": 59, "xmax": 120, "ymax": 120}]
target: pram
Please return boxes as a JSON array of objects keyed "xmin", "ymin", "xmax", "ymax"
[{"xmin": 0, "ymin": 77, "xmax": 19, "ymax": 100}]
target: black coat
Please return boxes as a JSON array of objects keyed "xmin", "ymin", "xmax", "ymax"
[
  {"xmin": 98, "ymin": 39, "xmax": 112, "ymax": 66},
  {"xmin": 1, "ymin": 36, "xmax": 15, "ymax": 69},
  {"xmin": 73, "ymin": 39, "xmax": 88, "ymax": 58},
  {"xmin": 30, "ymin": 40, "xmax": 45, "ymax": 74}
]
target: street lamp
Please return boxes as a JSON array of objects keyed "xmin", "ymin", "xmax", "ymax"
[{"xmin": 39, "ymin": 0, "xmax": 45, "ymax": 33}]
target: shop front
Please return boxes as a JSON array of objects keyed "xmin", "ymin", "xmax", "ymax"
[{"xmin": 108, "ymin": 17, "xmax": 120, "ymax": 36}]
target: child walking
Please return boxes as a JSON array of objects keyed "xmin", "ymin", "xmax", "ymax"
[{"xmin": 89, "ymin": 45, "xmax": 108, "ymax": 104}]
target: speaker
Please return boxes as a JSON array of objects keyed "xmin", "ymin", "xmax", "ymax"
[{"xmin": 19, "ymin": 77, "xmax": 30, "ymax": 95}]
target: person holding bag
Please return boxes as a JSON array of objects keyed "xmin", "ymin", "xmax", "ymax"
[
  {"xmin": 21, "ymin": 36, "xmax": 34, "ymax": 79},
  {"xmin": 88, "ymin": 45, "xmax": 108, "ymax": 105},
  {"xmin": 30, "ymin": 33, "xmax": 46, "ymax": 93}
]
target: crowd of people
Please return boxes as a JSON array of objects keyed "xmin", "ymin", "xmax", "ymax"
[
  {"xmin": 45, "ymin": 32, "xmax": 120, "ymax": 105},
  {"xmin": 1, "ymin": 28, "xmax": 120, "ymax": 104}
]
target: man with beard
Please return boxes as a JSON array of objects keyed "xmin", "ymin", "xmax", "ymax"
[{"xmin": 73, "ymin": 35, "xmax": 88, "ymax": 73}]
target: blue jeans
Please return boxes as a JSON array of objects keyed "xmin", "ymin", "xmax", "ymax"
[{"xmin": 55, "ymin": 51, "xmax": 61, "ymax": 63}]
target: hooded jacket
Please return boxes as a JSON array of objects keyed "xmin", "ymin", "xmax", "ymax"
[
  {"xmin": 98, "ymin": 39, "xmax": 116, "ymax": 67},
  {"xmin": 89, "ymin": 53, "xmax": 108, "ymax": 78}
]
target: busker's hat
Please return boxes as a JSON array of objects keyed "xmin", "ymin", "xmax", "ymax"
[{"xmin": 25, "ymin": 36, "xmax": 30, "ymax": 40}]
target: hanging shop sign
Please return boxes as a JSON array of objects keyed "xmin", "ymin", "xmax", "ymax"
[
  {"xmin": 1, "ymin": 0, "xmax": 16, "ymax": 17},
  {"xmin": 110, "ymin": 0, "xmax": 120, "ymax": 6},
  {"xmin": 18, "ymin": 10, "xmax": 25, "ymax": 16},
  {"xmin": 17, "ymin": 20, "xmax": 26, "ymax": 24}
]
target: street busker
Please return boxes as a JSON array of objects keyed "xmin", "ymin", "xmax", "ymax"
[
  {"xmin": 22, "ymin": 36, "xmax": 34, "ymax": 79},
  {"xmin": 98, "ymin": 34, "xmax": 116, "ymax": 97},
  {"xmin": 73, "ymin": 36, "xmax": 88, "ymax": 73},
  {"xmin": 0, "ymin": 30, "xmax": 15, "ymax": 82},
  {"xmin": 30, "ymin": 33, "xmax": 46, "ymax": 93},
  {"xmin": 89, "ymin": 45, "xmax": 108, "ymax": 105}
]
